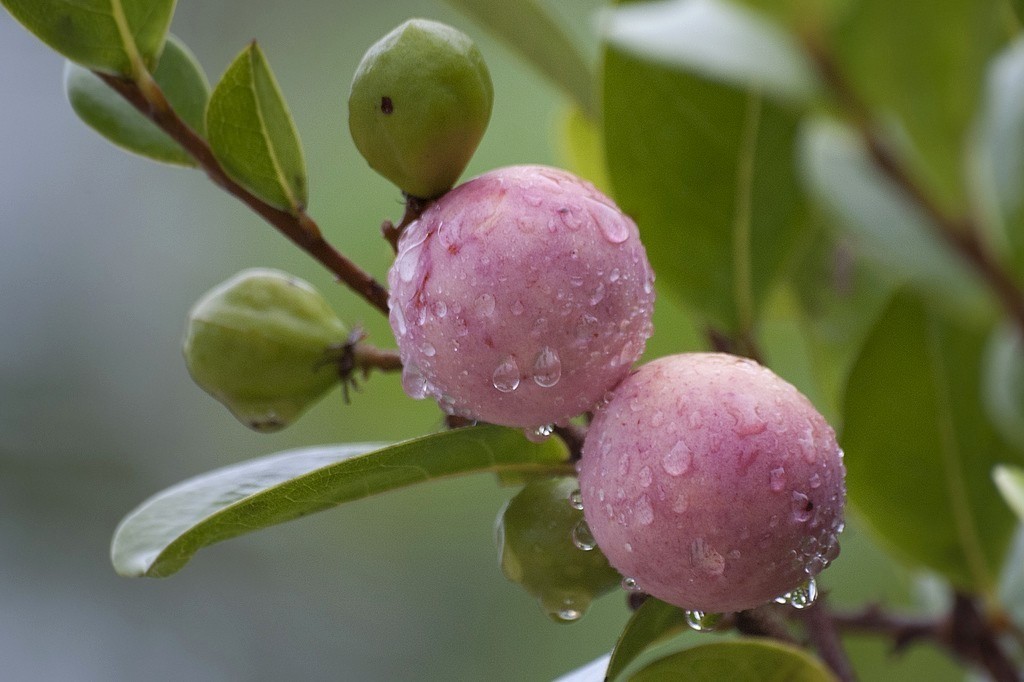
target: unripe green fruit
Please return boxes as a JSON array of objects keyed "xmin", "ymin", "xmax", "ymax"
[
  {"xmin": 183, "ymin": 268, "xmax": 348, "ymax": 432},
  {"xmin": 495, "ymin": 476, "xmax": 621, "ymax": 623},
  {"xmin": 348, "ymin": 18, "xmax": 493, "ymax": 199}
]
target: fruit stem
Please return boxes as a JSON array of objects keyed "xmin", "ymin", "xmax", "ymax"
[
  {"xmin": 95, "ymin": 72, "xmax": 391, "ymax": 316},
  {"xmin": 382, "ymin": 194, "xmax": 432, "ymax": 253}
]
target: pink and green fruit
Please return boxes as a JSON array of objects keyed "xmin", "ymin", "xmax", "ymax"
[
  {"xmin": 578, "ymin": 353, "xmax": 845, "ymax": 613},
  {"xmin": 348, "ymin": 18, "xmax": 493, "ymax": 200},
  {"xmin": 388, "ymin": 165, "xmax": 655, "ymax": 430}
]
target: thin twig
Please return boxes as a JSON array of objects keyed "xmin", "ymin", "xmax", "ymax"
[
  {"xmin": 382, "ymin": 194, "xmax": 432, "ymax": 253},
  {"xmin": 799, "ymin": 597, "xmax": 858, "ymax": 682},
  {"xmin": 803, "ymin": 40, "xmax": 1024, "ymax": 338},
  {"xmin": 96, "ymin": 72, "xmax": 390, "ymax": 315}
]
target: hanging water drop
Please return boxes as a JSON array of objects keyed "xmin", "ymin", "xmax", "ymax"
[
  {"xmin": 532, "ymin": 346, "xmax": 562, "ymax": 387},
  {"xmin": 571, "ymin": 519, "xmax": 597, "ymax": 551},
  {"xmin": 684, "ymin": 610, "xmax": 723, "ymax": 632},
  {"xmin": 781, "ymin": 577, "xmax": 818, "ymax": 610},
  {"xmin": 401, "ymin": 362, "xmax": 428, "ymax": 399},
  {"xmin": 621, "ymin": 577, "xmax": 643, "ymax": 593},
  {"xmin": 568, "ymin": 488, "xmax": 584, "ymax": 511},
  {"xmin": 524, "ymin": 424, "xmax": 554, "ymax": 443},
  {"xmin": 492, "ymin": 356, "xmax": 520, "ymax": 392}
]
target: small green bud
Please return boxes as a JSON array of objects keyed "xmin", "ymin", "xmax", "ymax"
[
  {"xmin": 495, "ymin": 476, "xmax": 621, "ymax": 623},
  {"xmin": 348, "ymin": 18, "xmax": 493, "ymax": 199},
  {"xmin": 183, "ymin": 268, "xmax": 347, "ymax": 432}
]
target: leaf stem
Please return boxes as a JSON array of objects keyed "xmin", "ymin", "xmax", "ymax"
[
  {"xmin": 95, "ymin": 72, "xmax": 390, "ymax": 316},
  {"xmin": 803, "ymin": 39, "xmax": 1024, "ymax": 338}
]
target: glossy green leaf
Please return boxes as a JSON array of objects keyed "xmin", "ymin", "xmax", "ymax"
[
  {"xmin": 800, "ymin": 118, "xmax": 988, "ymax": 316},
  {"xmin": 1, "ymin": 0, "xmax": 175, "ymax": 76},
  {"xmin": 603, "ymin": 45, "xmax": 806, "ymax": 332},
  {"xmin": 629, "ymin": 639, "xmax": 836, "ymax": 681},
  {"xmin": 111, "ymin": 425, "xmax": 570, "ymax": 578},
  {"xmin": 833, "ymin": 0, "xmax": 1003, "ymax": 212},
  {"xmin": 444, "ymin": 0, "xmax": 597, "ymax": 117},
  {"xmin": 206, "ymin": 42, "xmax": 307, "ymax": 211},
  {"xmin": 606, "ymin": 598, "xmax": 689, "ymax": 681},
  {"xmin": 552, "ymin": 654, "xmax": 611, "ymax": 682},
  {"xmin": 994, "ymin": 465, "xmax": 1024, "ymax": 522},
  {"xmin": 602, "ymin": 0, "xmax": 817, "ymax": 102},
  {"xmin": 843, "ymin": 291, "xmax": 1024, "ymax": 592},
  {"xmin": 977, "ymin": 38, "xmax": 1024, "ymax": 272},
  {"xmin": 65, "ymin": 35, "xmax": 209, "ymax": 166}
]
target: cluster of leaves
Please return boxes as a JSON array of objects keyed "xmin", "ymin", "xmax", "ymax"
[{"xmin": 8, "ymin": 0, "xmax": 1024, "ymax": 679}]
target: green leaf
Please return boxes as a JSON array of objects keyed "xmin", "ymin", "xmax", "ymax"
[
  {"xmin": 603, "ymin": 45, "xmax": 806, "ymax": 332},
  {"xmin": 206, "ymin": 42, "xmax": 308, "ymax": 212},
  {"xmin": 842, "ymin": 291, "xmax": 1024, "ymax": 592},
  {"xmin": 552, "ymin": 654, "xmax": 610, "ymax": 682},
  {"xmin": 994, "ymin": 465, "xmax": 1024, "ymax": 522},
  {"xmin": 1, "ymin": 0, "xmax": 176, "ymax": 76},
  {"xmin": 982, "ymin": 323, "xmax": 1024, "ymax": 451},
  {"xmin": 65, "ymin": 34, "xmax": 209, "ymax": 166},
  {"xmin": 977, "ymin": 38, "xmax": 1024, "ymax": 272},
  {"xmin": 602, "ymin": 0, "xmax": 817, "ymax": 102},
  {"xmin": 558, "ymin": 105, "xmax": 611, "ymax": 194},
  {"xmin": 833, "ymin": 0, "xmax": 1003, "ymax": 212},
  {"xmin": 800, "ymin": 118, "xmax": 988, "ymax": 316},
  {"xmin": 606, "ymin": 598, "xmax": 689, "ymax": 681},
  {"xmin": 111, "ymin": 425, "xmax": 570, "ymax": 578},
  {"xmin": 629, "ymin": 639, "xmax": 836, "ymax": 681},
  {"xmin": 443, "ymin": 0, "xmax": 598, "ymax": 118}
]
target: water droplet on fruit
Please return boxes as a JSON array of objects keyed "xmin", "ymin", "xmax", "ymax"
[
  {"xmin": 532, "ymin": 347, "xmax": 562, "ymax": 387},
  {"xmin": 401, "ymin": 362, "xmax": 428, "ymax": 400},
  {"xmin": 432, "ymin": 300, "xmax": 447, "ymax": 318},
  {"xmin": 568, "ymin": 488, "xmax": 584, "ymax": 511},
  {"xmin": 662, "ymin": 440, "xmax": 692, "ymax": 476},
  {"xmin": 638, "ymin": 466, "xmax": 653, "ymax": 488},
  {"xmin": 609, "ymin": 268, "xmax": 621, "ymax": 283},
  {"xmin": 524, "ymin": 424, "xmax": 554, "ymax": 442},
  {"xmin": 589, "ymin": 282, "xmax": 605, "ymax": 306},
  {"xmin": 672, "ymin": 493, "xmax": 688, "ymax": 514},
  {"xmin": 684, "ymin": 610, "xmax": 722, "ymax": 632},
  {"xmin": 791, "ymin": 491, "xmax": 813, "ymax": 523},
  {"xmin": 809, "ymin": 472, "xmax": 822, "ymax": 489},
  {"xmin": 571, "ymin": 519, "xmax": 596, "ymax": 551},
  {"xmin": 621, "ymin": 577, "xmax": 643, "ymax": 593},
  {"xmin": 510, "ymin": 299, "xmax": 525, "ymax": 316},
  {"xmin": 690, "ymin": 538, "xmax": 725, "ymax": 575},
  {"xmin": 775, "ymin": 577, "xmax": 818, "ymax": 609},
  {"xmin": 492, "ymin": 356, "xmax": 520, "ymax": 392},
  {"xmin": 635, "ymin": 495, "xmax": 654, "ymax": 526},
  {"xmin": 419, "ymin": 341, "xmax": 436, "ymax": 357},
  {"xmin": 769, "ymin": 467, "xmax": 786, "ymax": 493},
  {"xmin": 475, "ymin": 292, "xmax": 495, "ymax": 317}
]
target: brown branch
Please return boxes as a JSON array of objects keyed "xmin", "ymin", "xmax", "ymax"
[
  {"xmin": 734, "ymin": 605, "xmax": 798, "ymax": 644},
  {"xmin": 798, "ymin": 597, "xmax": 858, "ymax": 682},
  {"xmin": 382, "ymin": 194, "xmax": 432, "ymax": 253},
  {"xmin": 803, "ymin": 41, "xmax": 1024, "ymax": 338},
  {"xmin": 96, "ymin": 72, "xmax": 390, "ymax": 316}
]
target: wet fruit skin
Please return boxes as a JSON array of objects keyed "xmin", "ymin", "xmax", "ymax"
[
  {"xmin": 348, "ymin": 18, "xmax": 493, "ymax": 200},
  {"xmin": 388, "ymin": 164, "xmax": 656, "ymax": 429},
  {"xmin": 578, "ymin": 353, "xmax": 846, "ymax": 614},
  {"xmin": 496, "ymin": 476, "xmax": 621, "ymax": 622},
  {"xmin": 183, "ymin": 268, "xmax": 348, "ymax": 432}
]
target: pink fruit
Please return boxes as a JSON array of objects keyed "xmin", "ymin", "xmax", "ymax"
[
  {"xmin": 387, "ymin": 165, "xmax": 655, "ymax": 429},
  {"xmin": 578, "ymin": 353, "xmax": 845, "ymax": 614}
]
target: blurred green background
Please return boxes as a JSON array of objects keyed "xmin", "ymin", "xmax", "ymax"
[{"xmin": 0, "ymin": 1, "xmax": 976, "ymax": 680}]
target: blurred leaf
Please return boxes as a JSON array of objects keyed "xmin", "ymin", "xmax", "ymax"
[
  {"xmin": 552, "ymin": 654, "xmax": 611, "ymax": 682},
  {"xmin": 602, "ymin": 0, "xmax": 817, "ymax": 101},
  {"xmin": 994, "ymin": 465, "xmax": 1024, "ymax": 522},
  {"xmin": 65, "ymin": 34, "xmax": 209, "ymax": 166},
  {"xmin": 111, "ymin": 425, "xmax": 570, "ymax": 578},
  {"xmin": 206, "ymin": 42, "xmax": 307, "ymax": 211},
  {"xmin": 444, "ymin": 0, "xmax": 598, "ymax": 118},
  {"xmin": 1, "ymin": 0, "xmax": 175, "ymax": 76},
  {"xmin": 800, "ymin": 118, "xmax": 988, "ymax": 316},
  {"xmin": 1012, "ymin": 0, "xmax": 1024, "ymax": 25},
  {"xmin": 982, "ymin": 323, "xmax": 1024, "ymax": 451},
  {"xmin": 558, "ymin": 105, "xmax": 610, "ymax": 194},
  {"xmin": 977, "ymin": 38, "xmax": 1024, "ymax": 271},
  {"xmin": 629, "ymin": 639, "xmax": 836, "ymax": 681},
  {"xmin": 603, "ymin": 45, "xmax": 806, "ymax": 332},
  {"xmin": 833, "ymin": 0, "xmax": 1003, "ymax": 212},
  {"xmin": 606, "ymin": 598, "xmax": 688, "ymax": 681},
  {"xmin": 842, "ymin": 291, "xmax": 1024, "ymax": 592}
]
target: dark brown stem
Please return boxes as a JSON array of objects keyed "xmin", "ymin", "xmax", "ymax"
[
  {"xmin": 554, "ymin": 422, "xmax": 586, "ymax": 462},
  {"xmin": 706, "ymin": 327, "xmax": 765, "ymax": 365},
  {"xmin": 735, "ymin": 605, "xmax": 797, "ymax": 644},
  {"xmin": 828, "ymin": 603, "xmax": 938, "ymax": 653},
  {"xmin": 799, "ymin": 597, "xmax": 858, "ymax": 682},
  {"xmin": 96, "ymin": 72, "xmax": 390, "ymax": 316},
  {"xmin": 803, "ymin": 41, "xmax": 1024, "ymax": 338},
  {"xmin": 948, "ymin": 593, "xmax": 1021, "ymax": 682},
  {"xmin": 382, "ymin": 195, "xmax": 432, "ymax": 253}
]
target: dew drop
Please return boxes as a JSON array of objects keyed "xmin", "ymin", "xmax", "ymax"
[
  {"xmin": 475, "ymin": 293, "xmax": 496, "ymax": 317},
  {"xmin": 432, "ymin": 300, "xmax": 447, "ymax": 319},
  {"xmin": 684, "ymin": 610, "xmax": 723, "ymax": 632},
  {"xmin": 775, "ymin": 577, "xmax": 818, "ymax": 610},
  {"xmin": 571, "ymin": 519, "xmax": 596, "ymax": 551},
  {"xmin": 609, "ymin": 268, "xmax": 621, "ymax": 283},
  {"xmin": 594, "ymin": 207, "xmax": 630, "ymax": 244},
  {"xmin": 392, "ymin": 304, "xmax": 408, "ymax": 336},
  {"xmin": 690, "ymin": 538, "xmax": 725, "ymax": 575},
  {"xmin": 568, "ymin": 488, "xmax": 584, "ymax": 511},
  {"xmin": 809, "ymin": 472, "xmax": 822, "ymax": 489},
  {"xmin": 524, "ymin": 191, "xmax": 543, "ymax": 207},
  {"xmin": 401, "ymin": 363, "xmax": 428, "ymax": 400},
  {"xmin": 662, "ymin": 440, "xmax": 692, "ymax": 476},
  {"xmin": 589, "ymin": 282, "xmax": 605, "ymax": 306},
  {"xmin": 672, "ymin": 493, "xmax": 689, "ymax": 514},
  {"xmin": 621, "ymin": 577, "xmax": 643, "ymax": 593},
  {"xmin": 791, "ymin": 491, "xmax": 813, "ymax": 523},
  {"xmin": 492, "ymin": 356, "xmax": 520, "ymax": 392},
  {"xmin": 650, "ymin": 410, "xmax": 665, "ymax": 427},
  {"xmin": 769, "ymin": 467, "xmax": 787, "ymax": 493},
  {"xmin": 635, "ymin": 495, "xmax": 654, "ymax": 526},
  {"xmin": 511, "ymin": 299, "xmax": 525, "ymax": 316},
  {"xmin": 532, "ymin": 347, "xmax": 562, "ymax": 387},
  {"xmin": 419, "ymin": 341, "xmax": 436, "ymax": 357},
  {"xmin": 638, "ymin": 466, "xmax": 653, "ymax": 488},
  {"xmin": 559, "ymin": 205, "xmax": 585, "ymax": 231},
  {"xmin": 524, "ymin": 424, "xmax": 555, "ymax": 443}
]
